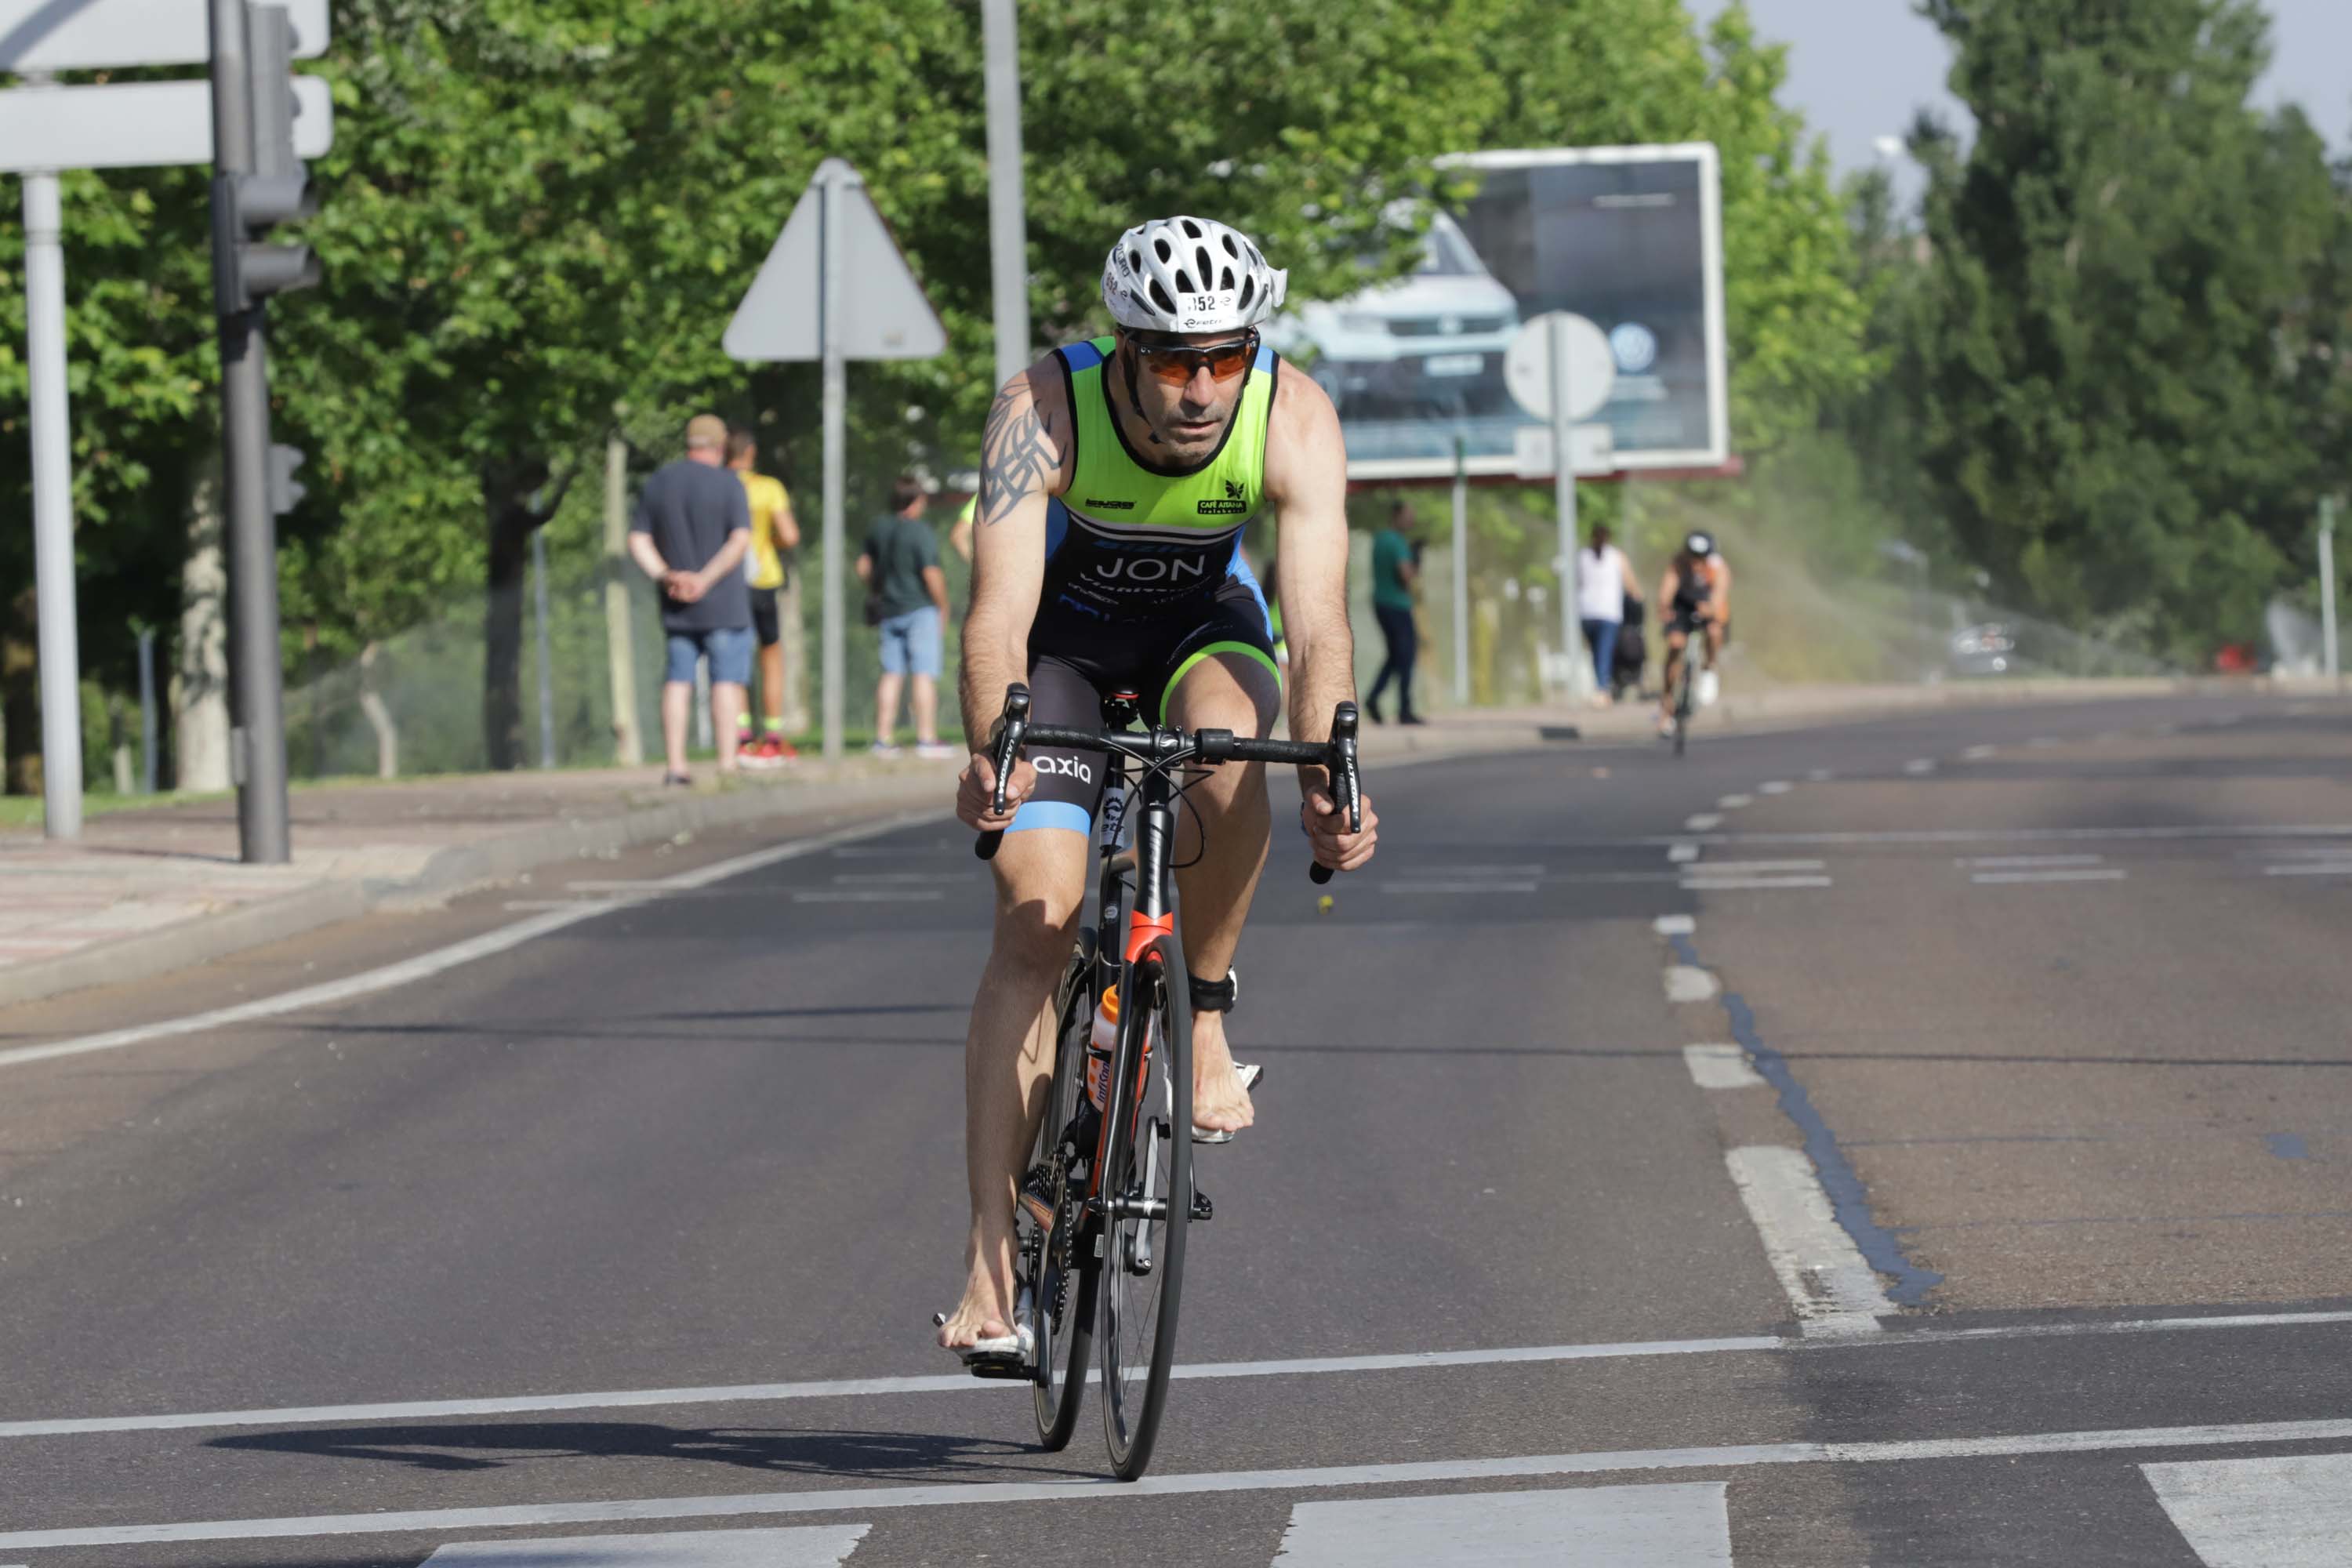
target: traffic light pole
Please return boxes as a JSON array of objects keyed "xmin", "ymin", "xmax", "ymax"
[{"xmin": 209, "ymin": 0, "xmax": 291, "ymax": 862}]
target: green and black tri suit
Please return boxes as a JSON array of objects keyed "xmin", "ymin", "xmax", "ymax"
[{"xmin": 1007, "ymin": 335, "xmax": 1282, "ymax": 838}]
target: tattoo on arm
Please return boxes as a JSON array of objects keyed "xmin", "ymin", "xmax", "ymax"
[{"xmin": 978, "ymin": 394, "xmax": 1058, "ymax": 527}]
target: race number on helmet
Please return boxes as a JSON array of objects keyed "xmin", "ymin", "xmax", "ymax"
[{"xmin": 1102, "ymin": 216, "xmax": 1287, "ymax": 335}]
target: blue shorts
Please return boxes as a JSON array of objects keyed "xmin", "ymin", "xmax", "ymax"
[
  {"xmin": 877, "ymin": 608, "xmax": 942, "ymax": 677},
  {"xmin": 665, "ymin": 626, "xmax": 753, "ymax": 687}
]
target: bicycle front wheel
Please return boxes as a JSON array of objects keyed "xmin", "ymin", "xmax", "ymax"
[
  {"xmin": 1031, "ymin": 935, "xmax": 1100, "ymax": 1449},
  {"xmin": 1096, "ymin": 935, "xmax": 1192, "ymax": 1480}
]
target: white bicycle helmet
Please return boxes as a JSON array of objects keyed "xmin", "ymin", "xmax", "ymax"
[{"xmin": 1102, "ymin": 216, "xmax": 1287, "ymax": 335}]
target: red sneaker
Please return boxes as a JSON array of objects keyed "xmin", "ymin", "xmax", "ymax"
[{"xmin": 743, "ymin": 732, "xmax": 797, "ymax": 768}]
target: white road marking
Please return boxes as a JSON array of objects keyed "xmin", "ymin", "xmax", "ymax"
[
  {"xmin": 18, "ymin": 1419, "xmax": 2352, "ymax": 1550},
  {"xmin": 1634, "ymin": 824, "xmax": 2352, "ymax": 848},
  {"xmin": 2264, "ymin": 863, "xmax": 2352, "ymax": 877},
  {"xmin": 1652, "ymin": 914, "xmax": 1696, "ymax": 936},
  {"xmin": 1758, "ymin": 780, "xmax": 1792, "ymax": 794},
  {"xmin": 1270, "ymin": 1483, "xmax": 1730, "ymax": 1567},
  {"xmin": 1718, "ymin": 793, "xmax": 1754, "ymax": 809},
  {"xmin": 1958, "ymin": 854, "xmax": 2107, "ymax": 869},
  {"xmin": 501, "ymin": 900, "xmax": 613, "ymax": 912},
  {"xmin": 2144, "ymin": 1453, "xmax": 2352, "ymax": 1568},
  {"xmin": 1668, "ymin": 841, "xmax": 1702, "ymax": 864},
  {"xmin": 789, "ymin": 889, "xmax": 946, "ymax": 904},
  {"xmin": 1685, "ymin": 860, "xmax": 1826, "ymax": 874},
  {"xmin": 8, "ymin": 1311, "xmax": 2350, "ymax": 1446},
  {"xmin": 425, "ymin": 1525, "xmax": 869, "ymax": 1566},
  {"xmin": 1663, "ymin": 965, "xmax": 1719, "ymax": 1003},
  {"xmin": 1805, "ymin": 768, "xmax": 1833, "ymax": 781},
  {"xmin": 1684, "ymin": 813, "xmax": 1724, "ymax": 831},
  {"xmin": 1410, "ymin": 864, "xmax": 1551, "ymax": 877},
  {"xmin": 0, "ymin": 813, "xmax": 949, "ymax": 1073},
  {"xmin": 1724, "ymin": 1145, "xmax": 1891, "ymax": 1337},
  {"xmin": 1969, "ymin": 869, "xmax": 2129, "ymax": 885},
  {"xmin": 1683, "ymin": 1045, "xmax": 1765, "ymax": 1090},
  {"xmin": 829, "ymin": 871, "xmax": 971, "ymax": 884},
  {"xmin": 1962, "ymin": 744, "xmax": 1998, "ymax": 760},
  {"xmin": 1903, "ymin": 758, "xmax": 1936, "ymax": 775},
  {"xmin": 557, "ymin": 880, "xmax": 685, "ymax": 893},
  {"xmin": 1381, "ymin": 882, "xmax": 1539, "ymax": 895},
  {"xmin": 1681, "ymin": 877, "xmax": 1833, "ymax": 891}
]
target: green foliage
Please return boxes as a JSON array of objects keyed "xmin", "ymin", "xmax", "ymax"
[{"xmin": 1903, "ymin": 0, "xmax": 2349, "ymax": 659}]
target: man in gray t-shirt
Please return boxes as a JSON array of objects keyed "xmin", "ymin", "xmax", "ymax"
[{"xmin": 627, "ymin": 413, "xmax": 753, "ymax": 782}]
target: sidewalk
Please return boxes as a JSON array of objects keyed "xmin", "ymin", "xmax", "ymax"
[{"xmin": 0, "ymin": 674, "xmax": 2303, "ymax": 1011}]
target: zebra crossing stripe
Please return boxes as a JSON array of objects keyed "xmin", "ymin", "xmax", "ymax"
[
  {"xmin": 1272, "ymin": 1483, "xmax": 1730, "ymax": 1566},
  {"xmin": 2143, "ymin": 1453, "xmax": 2352, "ymax": 1568},
  {"xmin": 425, "ymin": 1524, "xmax": 868, "ymax": 1565}
]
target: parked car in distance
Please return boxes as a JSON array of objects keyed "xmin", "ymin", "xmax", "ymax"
[{"xmin": 1266, "ymin": 212, "xmax": 1519, "ymax": 419}]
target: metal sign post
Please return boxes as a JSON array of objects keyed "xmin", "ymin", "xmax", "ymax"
[
  {"xmin": 1547, "ymin": 314, "xmax": 1592, "ymax": 703},
  {"xmin": 2322, "ymin": 495, "xmax": 2340, "ymax": 690},
  {"xmin": 1451, "ymin": 434, "xmax": 1470, "ymax": 706},
  {"xmin": 980, "ymin": 0, "xmax": 1030, "ymax": 390},
  {"xmin": 22, "ymin": 156, "xmax": 82, "ymax": 836},
  {"xmin": 723, "ymin": 157, "xmax": 947, "ymax": 763},
  {"xmin": 818, "ymin": 165, "xmax": 849, "ymax": 761}
]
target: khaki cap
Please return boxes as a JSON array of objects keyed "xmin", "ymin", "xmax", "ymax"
[{"xmin": 685, "ymin": 413, "xmax": 728, "ymax": 448}]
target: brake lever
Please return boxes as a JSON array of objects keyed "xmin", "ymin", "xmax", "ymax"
[
  {"xmin": 1308, "ymin": 700, "xmax": 1362, "ymax": 884},
  {"xmin": 975, "ymin": 682, "xmax": 1033, "ymax": 862}
]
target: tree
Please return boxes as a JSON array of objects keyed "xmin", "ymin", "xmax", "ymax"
[{"xmin": 1907, "ymin": 0, "xmax": 2346, "ymax": 659}]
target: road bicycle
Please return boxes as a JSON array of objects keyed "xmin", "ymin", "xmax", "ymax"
[
  {"xmin": 1666, "ymin": 610, "xmax": 1715, "ymax": 757},
  {"xmin": 971, "ymin": 681, "xmax": 1361, "ymax": 1480}
]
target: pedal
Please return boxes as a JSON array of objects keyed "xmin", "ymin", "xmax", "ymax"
[
  {"xmin": 964, "ymin": 1357, "xmax": 1036, "ymax": 1382},
  {"xmin": 1191, "ymin": 1189, "xmax": 1214, "ymax": 1222}
]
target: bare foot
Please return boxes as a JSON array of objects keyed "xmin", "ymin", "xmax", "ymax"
[
  {"xmin": 1190, "ymin": 1011, "xmax": 1257, "ymax": 1135},
  {"xmin": 937, "ymin": 1229, "xmax": 1018, "ymax": 1350}
]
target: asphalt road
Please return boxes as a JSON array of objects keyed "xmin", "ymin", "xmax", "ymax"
[{"xmin": 2, "ymin": 691, "xmax": 2348, "ymax": 1566}]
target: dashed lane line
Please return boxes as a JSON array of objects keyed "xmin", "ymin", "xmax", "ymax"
[
  {"xmin": 1668, "ymin": 842, "xmax": 1702, "ymax": 864},
  {"xmin": 1653, "ymin": 914, "xmax": 1697, "ymax": 936},
  {"xmin": 1724, "ymin": 1146, "xmax": 1893, "ymax": 1337},
  {"xmin": 0, "ymin": 812, "xmax": 950, "ymax": 1073},
  {"xmin": 1958, "ymin": 855, "xmax": 2107, "ymax": 869},
  {"xmin": 1681, "ymin": 877, "xmax": 1833, "ymax": 891},
  {"xmin": 1757, "ymin": 781, "xmax": 1792, "ymax": 795},
  {"xmin": 1270, "ymin": 1483, "xmax": 1730, "ymax": 1568},
  {"xmin": 1717, "ymin": 794, "xmax": 1754, "ymax": 810},
  {"xmin": 1969, "ymin": 869, "xmax": 2129, "ymax": 885},
  {"xmin": 1962, "ymin": 744, "xmax": 1998, "ymax": 760},
  {"xmin": 2145, "ymin": 1453, "xmax": 2352, "ymax": 1568},
  {"xmin": 1683, "ymin": 1044, "xmax": 1765, "ymax": 1090},
  {"xmin": 1683, "ymin": 860, "xmax": 1826, "ymax": 874},
  {"xmin": 1685, "ymin": 813, "xmax": 1725, "ymax": 832},
  {"xmin": 16, "ymin": 1417, "xmax": 2352, "ymax": 1551},
  {"xmin": 790, "ymin": 889, "xmax": 947, "ymax": 904},
  {"xmin": 1664, "ymin": 965, "xmax": 1720, "ymax": 1003},
  {"xmin": 1903, "ymin": 758, "xmax": 1936, "ymax": 775}
]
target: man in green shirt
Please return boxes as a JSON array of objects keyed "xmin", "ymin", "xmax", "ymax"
[
  {"xmin": 1367, "ymin": 501, "xmax": 1423, "ymax": 724},
  {"xmin": 857, "ymin": 476, "xmax": 954, "ymax": 758}
]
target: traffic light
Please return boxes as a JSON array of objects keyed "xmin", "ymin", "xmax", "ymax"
[{"xmin": 210, "ymin": 3, "xmax": 318, "ymax": 313}]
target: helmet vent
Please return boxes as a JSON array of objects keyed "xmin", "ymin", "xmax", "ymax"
[
  {"xmin": 1152, "ymin": 237, "xmax": 1173, "ymax": 263},
  {"xmin": 1127, "ymin": 247, "xmax": 1142, "ymax": 274},
  {"xmin": 1222, "ymin": 233, "xmax": 1240, "ymax": 257},
  {"xmin": 1238, "ymin": 276, "xmax": 1255, "ymax": 310},
  {"xmin": 1147, "ymin": 277, "xmax": 1178, "ymax": 315},
  {"xmin": 1196, "ymin": 247, "xmax": 1214, "ymax": 287},
  {"xmin": 1180, "ymin": 218, "xmax": 1202, "ymax": 238},
  {"xmin": 1172, "ymin": 267, "xmax": 1195, "ymax": 295}
]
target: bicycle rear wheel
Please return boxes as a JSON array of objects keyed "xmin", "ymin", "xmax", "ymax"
[
  {"xmin": 1029, "ymin": 935, "xmax": 1100, "ymax": 1449},
  {"xmin": 1096, "ymin": 935, "xmax": 1191, "ymax": 1479},
  {"xmin": 1673, "ymin": 659, "xmax": 1692, "ymax": 757}
]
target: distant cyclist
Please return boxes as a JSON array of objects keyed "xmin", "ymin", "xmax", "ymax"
[
  {"xmin": 937, "ymin": 216, "xmax": 1379, "ymax": 1365},
  {"xmin": 1658, "ymin": 530, "xmax": 1731, "ymax": 736}
]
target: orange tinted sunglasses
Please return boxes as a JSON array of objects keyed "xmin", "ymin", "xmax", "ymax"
[{"xmin": 1131, "ymin": 332, "xmax": 1257, "ymax": 387}]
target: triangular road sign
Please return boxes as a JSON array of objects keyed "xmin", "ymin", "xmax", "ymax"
[{"xmin": 724, "ymin": 158, "xmax": 947, "ymax": 363}]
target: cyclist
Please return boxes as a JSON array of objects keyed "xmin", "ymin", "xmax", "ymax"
[
  {"xmin": 1658, "ymin": 530, "xmax": 1732, "ymax": 736},
  {"xmin": 938, "ymin": 216, "xmax": 1380, "ymax": 1364}
]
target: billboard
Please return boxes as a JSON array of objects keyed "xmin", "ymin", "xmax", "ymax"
[{"xmin": 1267, "ymin": 143, "xmax": 1727, "ymax": 480}]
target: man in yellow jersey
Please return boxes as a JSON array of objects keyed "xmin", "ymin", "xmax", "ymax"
[
  {"xmin": 938, "ymin": 216, "xmax": 1378, "ymax": 1363},
  {"xmin": 727, "ymin": 427, "xmax": 801, "ymax": 766},
  {"xmin": 948, "ymin": 493, "xmax": 975, "ymax": 564}
]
